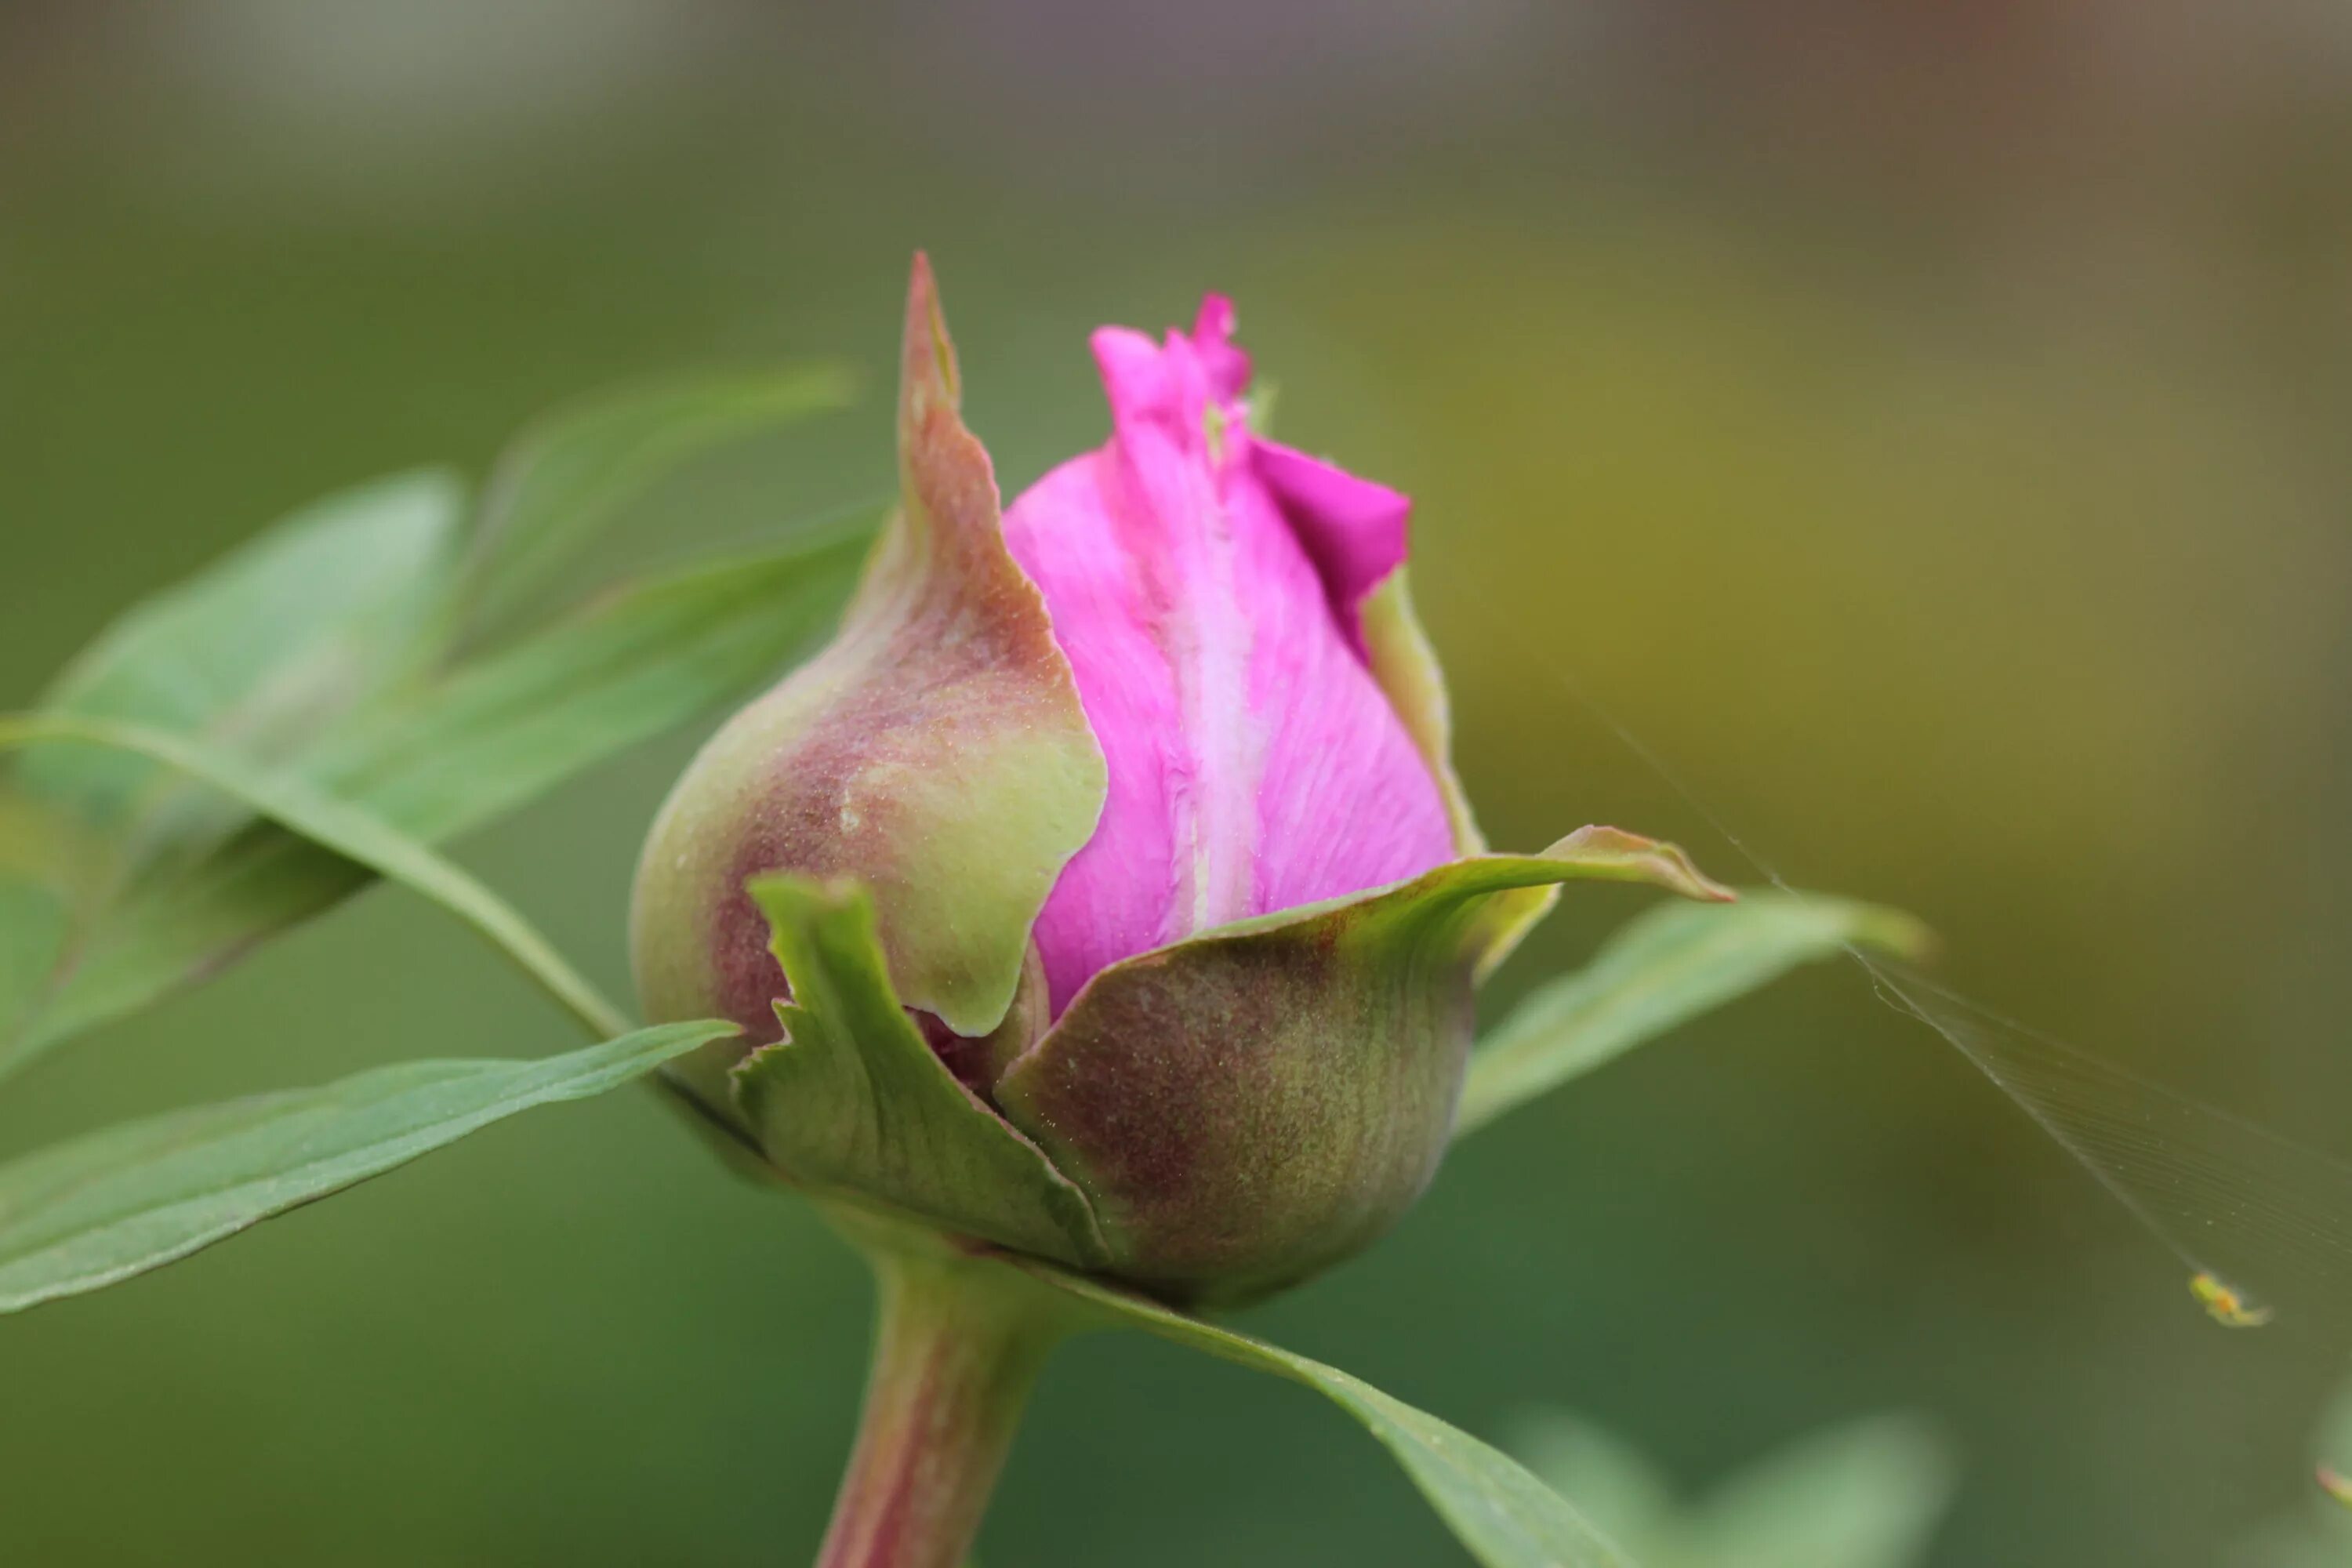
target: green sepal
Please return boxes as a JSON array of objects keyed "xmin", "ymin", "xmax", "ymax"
[
  {"xmin": 720, "ymin": 874, "xmax": 1109, "ymax": 1269},
  {"xmin": 994, "ymin": 826, "xmax": 1730, "ymax": 1304},
  {"xmin": 1359, "ymin": 568, "xmax": 1483, "ymax": 858},
  {"xmin": 630, "ymin": 257, "xmax": 1106, "ymax": 1042}
]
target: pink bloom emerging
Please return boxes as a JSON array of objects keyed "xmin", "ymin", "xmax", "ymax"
[
  {"xmin": 633, "ymin": 259, "xmax": 1732, "ymax": 1305},
  {"xmin": 1002, "ymin": 299, "xmax": 1457, "ymax": 1014}
]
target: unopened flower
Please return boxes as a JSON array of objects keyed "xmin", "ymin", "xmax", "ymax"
[{"xmin": 631, "ymin": 256, "xmax": 1727, "ymax": 1305}]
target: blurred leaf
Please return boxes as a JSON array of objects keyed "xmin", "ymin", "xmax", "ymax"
[
  {"xmin": 731, "ymin": 876, "xmax": 1108, "ymax": 1269},
  {"xmin": 1680, "ymin": 1414, "xmax": 1953, "ymax": 1568},
  {"xmin": 454, "ymin": 366, "xmax": 857, "ymax": 636},
  {"xmin": 1507, "ymin": 1411, "xmax": 1680, "ymax": 1549},
  {"xmin": 1022, "ymin": 1263, "xmax": 1633, "ymax": 1568},
  {"xmin": 1455, "ymin": 892, "xmax": 1932, "ymax": 1136},
  {"xmin": 0, "ymin": 1019, "xmax": 733, "ymax": 1314},
  {"xmin": 0, "ymin": 881, "xmax": 69, "ymax": 1048},
  {"xmin": 2314, "ymin": 1382, "xmax": 2352, "ymax": 1514},
  {"xmin": 0, "ymin": 713, "xmax": 632, "ymax": 1045},
  {"xmin": 2238, "ymin": 1373, "xmax": 2352, "ymax": 1565},
  {"xmin": 2316, "ymin": 1374, "xmax": 2352, "ymax": 1492},
  {"xmin": 1511, "ymin": 1409, "xmax": 1951, "ymax": 1568},
  {"xmin": 0, "ymin": 520, "xmax": 872, "ymax": 1076}
]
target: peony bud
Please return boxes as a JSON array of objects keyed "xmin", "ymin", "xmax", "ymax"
[
  {"xmin": 994, "ymin": 294, "xmax": 1459, "ymax": 1014},
  {"xmin": 631, "ymin": 256, "xmax": 1728, "ymax": 1305}
]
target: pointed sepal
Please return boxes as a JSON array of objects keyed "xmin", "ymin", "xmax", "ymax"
[
  {"xmin": 631, "ymin": 256, "xmax": 1108, "ymax": 1044},
  {"xmin": 724, "ymin": 874, "xmax": 1109, "ymax": 1268}
]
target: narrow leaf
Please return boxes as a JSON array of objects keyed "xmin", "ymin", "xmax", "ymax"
[
  {"xmin": 0, "ymin": 1020, "xmax": 733, "ymax": 1313},
  {"xmin": 456, "ymin": 366, "xmax": 856, "ymax": 634},
  {"xmin": 19, "ymin": 470, "xmax": 462, "ymax": 837},
  {"xmin": 0, "ymin": 715, "xmax": 632, "ymax": 1046},
  {"xmin": 318, "ymin": 529, "xmax": 870, "ymax": 839},
  {"xmin": 1, "ymin": 527, "xmax": 868, "ymax": 1073},
  {"xmin": 1455, "ymin": 893, "xmax": 1931, "ymax": 1137},
  {"xmin": 1022, "ymin": 1261, "xmax": 1635, "ymax": 1568}
]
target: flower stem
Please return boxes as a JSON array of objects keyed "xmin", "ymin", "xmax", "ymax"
[{"xmin": 816, "ymin": 1242, "xmax": 1073, "ymax": 1568}]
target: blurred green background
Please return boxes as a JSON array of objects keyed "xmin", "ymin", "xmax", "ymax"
[{"xmin": 5, "ymin": 4, "xmax": 2350, "ymax": 1563}]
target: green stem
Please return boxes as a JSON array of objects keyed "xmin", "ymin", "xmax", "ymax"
[{"xmin": 818, "ymin": 1243, "xmax": 1074, "ymax": 1568}]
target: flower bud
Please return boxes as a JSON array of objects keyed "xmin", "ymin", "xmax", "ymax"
[
  {"xmin": 994, "ymin": 294, "xmax": 1462, "ymax": 1013},
  {"xmin": 631, "ymin": 257, "xmax": 1728, "ymax": 1305}
]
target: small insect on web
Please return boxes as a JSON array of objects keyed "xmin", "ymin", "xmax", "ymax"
[
  {"xmin": 2192, "ymin": 1271, "xmax": 2274, "ymax": 1330},
  {"xmin": 1486, "ymin": 616, "xmax": 2352, "ymax": 1349},
  {"xmin": 1853, "ymin": 958, "xmax": 2352, "ymax": 1336}
]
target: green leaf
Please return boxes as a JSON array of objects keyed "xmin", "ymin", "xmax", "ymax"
[
  {"xmin": 0, "ymin": 880, "xmax": 70, "ymax": 1047},
  {"xmin": 724, "ymin": 875, "xmax": 1108, "ymax": 1269},
  {"xmin": 1510, "ymin": 1410, "xmax": 1951, "ymax": 1568},
  {"xmin": 0, "ymin": 526, "xmax": 869, "ymax": 1075},
  {"xmin": 1455, "ymin": 893, "xmax": 1932, "ymax": 1137},
  {"xmin": 2, "ymin": 365, "xmax": 858, "ymax": 1076},
  {"xmin": 1507, "ymin": 1411, "xmax": 1680, "ymax": 1552},
  {"xmin": 18, "ymin": 470, "xmax": 463, "ymax": 839},
  {"xmin": 0, "ymin": 713, "xmax": 633, "ymax": 1047},
  {"xmin": 0, "ymin": 1020, "xmax": 733, "ymax": 1314},
  {"xmin": 454, "ymin": 366, "xmax": 857, "ymax": 636},
  {"xmin": 315, "ymin": 529, "xmax": 870, "ymax": 839},
  {"xmin": 1682, "ymin": 1414, "xmax": 1951, "ymax": 1568},
  {"xmin": 1019, "ymin": 1261, "xmax": 1635, "ymax": 1568}
]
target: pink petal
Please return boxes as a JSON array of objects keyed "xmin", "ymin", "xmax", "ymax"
[
  {"xmin": 1001, "ymin": 299, "xmax": 1455, "ymax": 1014},
  {"xmin": 1252, "ymin": 439, "xmax": 1410, "ymax": 661}
]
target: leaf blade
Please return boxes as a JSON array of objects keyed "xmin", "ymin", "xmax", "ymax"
[
  {"xmin": 322, "ymin": 528, "xmax": 870, "ymax": 839},
  {"xmin": 456, "ymin": 365, "xmax": 857, "ymax": 634},
  {"xmin": 21, "ymin": 469, "xmax": 463, "ymax": 828},
  {"xmin": 1456, "ymin": 893, "xmax": 1931, "ymax": 1137},
  {"xmin": 0, "ymin": 1019, "xmax": 734, "ymax": 1313},
  {"xmin": 1, "ymin": 524, "xmax": 869, "ymax": 1072},
  {"xmin": 1020, "ymin": 1261, "xmax": 1635, "ymax": 1568},
  {"xmin": 0, "ymin": 714, "xmax": 632, "ymax": 1047}
]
